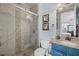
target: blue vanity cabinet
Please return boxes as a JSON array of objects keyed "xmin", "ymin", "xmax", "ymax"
[
  {"xmin": 52, "ymin": 50, "xmax": 64, "ymax": 56},
  {"xmin": 68, "ymin": 48, "xmax": 79, "ymax": 56},
  {"xmin": 51, "ymin": 43, "xmax": 67, "ymax": 56},
  {"xmin": 50, "ymin": 43, "xmax": 79, "ymax": 56}
]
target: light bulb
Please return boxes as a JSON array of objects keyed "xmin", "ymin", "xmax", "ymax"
[{"xmin": 58, "ymin": 7, "xmax": 63, "ymax": 11}]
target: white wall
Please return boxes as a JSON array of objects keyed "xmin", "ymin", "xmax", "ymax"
[{"xmin": 38, "ymin": 3, "xmax": 57, "ymax": 45}]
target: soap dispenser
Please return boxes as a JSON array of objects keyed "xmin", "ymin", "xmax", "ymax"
[
  {"xmin": 65, "ymin": 35, "xmax": 71, "ymax": 41},
  {"xmin": 56, "ymin": 35, "xmax": 60, "ymax": 40}
]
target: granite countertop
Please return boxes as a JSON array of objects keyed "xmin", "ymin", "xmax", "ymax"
[{"xmin": 50, "ymin": 37, "xmax": 79, "ymax": 49}]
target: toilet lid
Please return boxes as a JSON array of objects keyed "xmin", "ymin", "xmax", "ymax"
[
  {"xmin": 34, "ymin": 48, "xmax": 46, "ymax": 56},
  {"xmin": 41, "ymin": 40, "xmax": 51, "ymax": 49}
]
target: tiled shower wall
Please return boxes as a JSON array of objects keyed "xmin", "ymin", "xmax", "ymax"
[{"xmin": 0, "ymin": 3, "xmax": 38, "ymax": 56}]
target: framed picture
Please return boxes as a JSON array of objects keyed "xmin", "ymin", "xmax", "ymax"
[{"xmin": 42, "ymin": 14, "xmax": 49, "ymax": 30}]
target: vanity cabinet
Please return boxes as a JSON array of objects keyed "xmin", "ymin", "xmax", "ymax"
[
  {"xmin": 68, "ymin": 48, "xmax": 79, "ymax": 56},
  {"xmin": 50, "ymin": 43, "xmax": 79, "ymax": 56}
]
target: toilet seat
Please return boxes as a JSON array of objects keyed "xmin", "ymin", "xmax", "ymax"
[
  {"xmin": 34, "ymin": 39, "xmax": 51, "ymax": 56},
  {"xmin": 34, "ymin": 48, "xmax": 46, "ymax": 56}
]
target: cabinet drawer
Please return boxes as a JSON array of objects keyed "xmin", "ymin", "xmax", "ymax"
[
  {"xmin": 68, "ymin": 48, "xmax": 79, "ymax": 56},
  {"xmin": 52, "ymin": 43, "xmax": 67, "ymax": 53},
  {"xmin": 53, "ymin": 50, "xmax": 64, "ymax": 56}
]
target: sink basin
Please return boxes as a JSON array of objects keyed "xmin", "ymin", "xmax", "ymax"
[{"xmin": 60, "ymin": 41, "xmax": 76, "ymax": 47}]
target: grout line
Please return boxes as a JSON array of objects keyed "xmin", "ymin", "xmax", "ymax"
[{"xmin": 0, "ymin": 32, "xmax": 15, "ymax": 47}]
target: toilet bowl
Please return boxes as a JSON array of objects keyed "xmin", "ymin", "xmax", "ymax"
[{"xmin": 34, "ymin": 40, "xmax": 51, "ymax": 56}]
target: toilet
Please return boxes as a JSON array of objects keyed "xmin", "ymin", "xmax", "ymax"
[{"xmin": 34, "ymin": 39, "xmax": 51, "ymax": 56}]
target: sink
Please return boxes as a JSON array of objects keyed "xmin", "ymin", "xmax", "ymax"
[{"xmin": 60, "ymin": 41, "xmax": 76, "ymax": 47}]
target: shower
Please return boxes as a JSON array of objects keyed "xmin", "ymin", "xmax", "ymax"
[{"xmin": 0, "ymin": 3, "xmax": 38, "ymax": 56}]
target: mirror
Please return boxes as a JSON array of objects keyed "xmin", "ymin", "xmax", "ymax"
[{"xmin": 56, "ymin": 3, "xmax": 78, "ymax": 37}]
